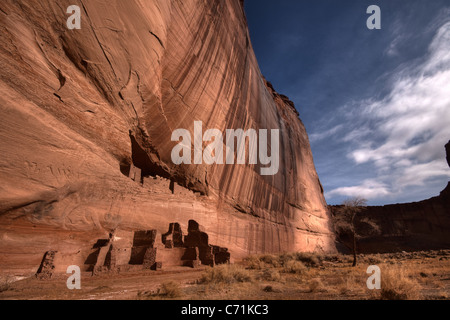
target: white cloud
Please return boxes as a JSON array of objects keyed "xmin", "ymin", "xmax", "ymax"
[
  {"xmin": 326, "ymin": 179, "xmax": 390, "ymax": 199},
  {"xmin": 395, "ymin": 160, "xmax": 450, "ymax": 189},
  {"xmin": 309, "ymin": 124, "xmax": 343, "ymax": 142},
  {"xmin": 383, "ymin": 18, "xmax": 405, "ymax": 57},
  {"xmin": 330, "ymin": 21, "xmax": 450, "ymax": 201},
  {"xmin": 384, "ymin": 35, "xmax": 402, "ymax": 57}
]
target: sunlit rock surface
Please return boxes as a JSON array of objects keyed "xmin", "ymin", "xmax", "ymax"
[{"xmin": 0, "ymin": 0, "xmax": 335, "ymax": 275}]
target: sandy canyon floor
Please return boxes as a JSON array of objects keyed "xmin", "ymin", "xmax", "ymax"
[{"xmin": 0, "ymin": 250, "xmax": 449, "ymax": 300}]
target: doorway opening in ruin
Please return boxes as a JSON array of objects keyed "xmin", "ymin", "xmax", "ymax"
[
  {"xmin": 119, "ymin": 132, "xmax": 207, "ymax": 196},
  {"xmin": 120, "ymin": 132, "xmax": 173, "ymax": 185}
]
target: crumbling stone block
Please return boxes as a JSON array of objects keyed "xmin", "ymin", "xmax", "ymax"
[
  {"xmin": 153, "ymin": 261, "xmax": 162, "ymax": 270},
  {"xmin": 182, "ymin": 247, "xmax": 202, "ymax": 268},
  {"xmin": 96, "ymin": 246, "xmax": 111, "ymax": 266},
  {"xmin": 129, "ymin": 230, "xmax": 157, "ymax": 266},
  {"xmin": 165, "ymin": 240, "xmax": 174, "ymax": 249},
  {"xmin": 184, "ymin": 220, "xmax": 209, "ymax": 248},
  {"xmin": 114, "ymin": 247, "xmax": 132, "ymax": 266},
  {"xmin": 36, "ymin": 251, "xmax": 57, "ymax": 280},
  {"xmin": 133, "ymin": 230, "xmax": 157, "ymax": 247},
  {"xmin": 129, "ymin": 164, "xmax": 142, "ymax": 182},
  {"xmin": 184, "ymin": 231, "xmax": 209, "ymax": 248},
  {"xmin": 129, "ymin": 246, "xmax": 147, "ymax": 265},
  {"xmin": 143, "ymin": 248, "xmax": 157, "ymax": 269},
  {"xmin": 85, "ymin": 238, "xmax": 110, "ymax": 271},
  {"xmin": 162, "ymin": 223, "xmax": 183, "ymax": 248},
  {"xmin": 185, "ymin": 260, "xmax": 201, "ymax": 268},
  {"xmin": 93, "ymin": 239, "xmax": 109, "ymax": 248},
  {"xmin": 86, "ymin": 222, "xmax": 230, "ymax": 274},
  {"xmin": 85, "ymin": 248, "xmax": 101, "ymax": 267},
  {"xmin": 182, "ymin": 220, "xmax": 229, "ymax": 266},
  {"xmin": 104, "ymin": 245, "xmax": 117, "ymax": 269},
  {"xmin": 182, "ymin": 247, "xmax": 199, "ymax": 260},
  {"xmin": 93, "ymin": 266, "xmax": 109, "ymax": 275},
  {"xmin": 215, "ymin": 250, "xmax": 230, "ymax": 265},
  {"xmin": 188, "ymin": 220, "xmax": 204, "ymax": 233},
  {"xmin": 199, "ymin": 246, "xmax": 215, "ymax": 266},
  {"xmin": 210, "ymin": 245, "xmax": 230, "ymax": 265}
]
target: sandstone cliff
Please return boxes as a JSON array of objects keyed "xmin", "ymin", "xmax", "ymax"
[
  {"xmin": 0, "ymin": 0, "xmax": 335, "ymax": 275},
  {"xmin": 330, "ymin": 141, "xmax": 450, "ymax": 253}
]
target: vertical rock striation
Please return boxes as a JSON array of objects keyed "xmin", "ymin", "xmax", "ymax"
[{"xmin": 0, "ymin": 0, "xmax": 335, "ymax": 274}]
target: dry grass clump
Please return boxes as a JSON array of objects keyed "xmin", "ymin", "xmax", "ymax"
[
  {"xmin": 332, "ymin": 254, "xmax": 354, "ymax": 264},
  {"xmin": 246, "ymin": 252, "xmax": 323, "ymax": 270},
  {"xmin": 259, "ymin": 254, "xmax": 281, "ymax": 267},
  {"xmin": 365, "ymin": 254, "xmax": 384, "ymax": 265},
  {"xmin": 137, "ymin": 281, "xmax": 183, "ymax": 300},
  {"xmin": 245, "ymin": 256, "xmax": 265, "ymax": 270},
  {"xmin": 282, "ymin": 260, "xmax": 307, "ymax": 274},
  {"xmin": 278, "ymin": 253, "xmax": 296, "ymax": 266},
  {"xmin": 334, "ymin": 273, "xmax": 367, "ymax": 296},
  {"xmin": 308, "ymin": 278, "xmax": 325, "ymax": 293},
  {"xmin": 376, "ymin": 267, "xmax": 422, "ymax": 300},
  {"xmin": 294, "ymin": 252, "xmax": 322, "ymax": 267},
  {"xmin": 159, "ymin": 281, "xmax": 183, "ymax": 298},
  {"xmin": 200, "ymin": 264, "xmax": 253, "ymax": 284},
  {"xmin": 260, "ymin": 268, "xmax": 282, "ymax": 282},
  {"xmin": 245, "ymin": 254, "xmax": 281, "ymax": 269},
  {"xmin": 435, "ymin": 291, "xmax": 448, "ymax": 300}
]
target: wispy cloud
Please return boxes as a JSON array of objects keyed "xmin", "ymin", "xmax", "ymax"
[
  {"xmin": 309, "ymin": 124, "xmax": 343, "ymax": 142},
  {"xmin": 326, "ymin": 179, "xmax": 390, "ymax": 199},
  {"xmin": 327, "ymin": 21, "xmax": 450, "ymax": 201},
  {"xmin": 384, "ymin": 19, "xmax": 405, "ymax": 57}
]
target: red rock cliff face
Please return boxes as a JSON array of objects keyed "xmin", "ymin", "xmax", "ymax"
[{"xmin": 0, "ymin": 0, "xmax": 335, "ymax": 274}]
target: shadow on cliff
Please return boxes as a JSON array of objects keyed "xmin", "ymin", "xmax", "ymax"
[{"xmin": 119, "ymin": 131, "xmax": 208, "ymax": 196}]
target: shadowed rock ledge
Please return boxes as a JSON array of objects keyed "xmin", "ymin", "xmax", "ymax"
[{"xmin": 0, "ymin": 0, "xmax": 335, "ymax": 275}]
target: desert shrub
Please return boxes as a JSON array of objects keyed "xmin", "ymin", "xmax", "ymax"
[
  {"xmin": 260, "ymin": 268, "xmax": 282, "ymax": 282},
  {"xmin": 282, "ymin": 260, "xmax": 307, "ymax": 274},
  {"xmin": 246, "ymin": 252, "xmax": 323, "ymax": 270},
  {"xmin": 279, "ymin": 253, "xmax": 296, "ymax": 266},
  {"xmin": 322, "ymin": 254, "xmax": 341, "ymax": 262},
  {"xmin": 335, "ymin": 274, "xmax": 364, "ymax": 295},
  {"xmin": 137, "ymin": 281, "xmax": 182, "ymax": 300},
  {"xmin": 378, "ymin": 267, "xmax": 421, "ymax": 300},
  {"xmin": 245, "ymin": 254, "xmax": 281, "ymax": 269},
  {"xmin": 245, "ymin": 256, "xmax": 264, "ymax": 270},
  {"xmin": 366, "ymin": 254, "xmax": 383, "ymax": 265},
  {"xmin": 436, "ymin": 291, "xmax": 448, "ymax": 300},
  {"xmin": 259, "ymin": 254, "xmax": 281, "ymax": 268},
  {"xmin": 295, "ymin": 252, "xmax": 322, "ymax": 267},
  {"xmin": 336, "ymin": 277, "xmax": 350, "ymax": 295},
  {"xmin": 159, "ymin": 281, "xmax": 182, "ymax": 298},
  {"xmin": 308, "ymin": 278, "xmax": 325, "ymax": 293},
  {"xmin": 200, "ymin": 264, "xmax": 253, "ymax": 284}
]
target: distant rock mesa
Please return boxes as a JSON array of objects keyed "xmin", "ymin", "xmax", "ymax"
[{"xmin": 330, "ymin": 141, "xmax": 450, "ymax": 253}]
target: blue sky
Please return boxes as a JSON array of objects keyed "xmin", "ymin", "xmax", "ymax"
[{"xmin": 245, "ymin": 0, "xmax": 450, "ymax": 205}]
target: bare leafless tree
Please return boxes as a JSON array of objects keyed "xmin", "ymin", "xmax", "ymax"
[{"xmin": 332, "ymin": 197, "xmax": 380, "ymax": 267}]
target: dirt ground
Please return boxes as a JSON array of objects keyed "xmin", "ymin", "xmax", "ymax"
[{"xmin": 0, "ymin": 251, "xmax": 449, "ymax": 300}]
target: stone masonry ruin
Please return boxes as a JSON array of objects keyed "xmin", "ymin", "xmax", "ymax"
[{"xmin": 36, "ymin": 220, "xmax": 230, "ymax": 279}]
